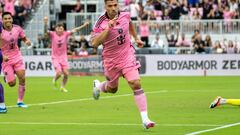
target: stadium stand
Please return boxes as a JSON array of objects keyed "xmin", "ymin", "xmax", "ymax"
[{"xmin": 8, "ymin": 0, "xmax": 240, "ymax": 55}]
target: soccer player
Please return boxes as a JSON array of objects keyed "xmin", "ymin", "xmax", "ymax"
[
  {"xmin": 44, "ymin": 17, "xmax": 89, "ymax": 92},
  {"xmin": 90, "ymin": 0, "xmax": 155, "ymax": 129},
  {"xmin": 210, "ymin": 96, "xmax": 240, "ymax": 108},
  {"xmin": 0, "ymin": 49, "xmax": 7, "ymax": 113},
  {"xmin": 0, "ymin": 21, "xmax": 7, "ymax": 113},
  {"xmin": 0, "ymin": 12, "xmax": 31, "ymax": 108}
]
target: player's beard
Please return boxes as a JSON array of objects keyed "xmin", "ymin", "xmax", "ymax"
[{"xmin": 110, "ymin": 11, "xmax": 117, "ymax": 19}]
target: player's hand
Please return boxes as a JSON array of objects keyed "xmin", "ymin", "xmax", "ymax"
[
  {"xmin": 27, "ymin": 44, "xmax": 33, "ymax": 49},
  {"xmin": 3, "ymin": 55, "xmax": 8, "ymax": 62},
  {"xmin": 107, "ymin": 16, "xmax": 118, "ymax": 29},
  {"xmin": 84, "ymin": 20, "xmax": 90, "ymax": 26},
  {"xmin": 44, "ymin": 16, "xmax": 48, "ymax": 24},
  {"xmin": 25, "ymin": 39, "xmax": 32, "ymax": 46},
  {"xmin": 135, "ymin": 39, "xmax": 144, "ymax": 48}
]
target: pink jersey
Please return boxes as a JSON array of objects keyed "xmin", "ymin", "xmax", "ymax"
[
  {"xmin": 92, "ymin": 12, "xmax": 136, "ymax": 70},
  {"xmin": 1, "ymin": 25, "xmax": 25, "ymax": 63},
  {"xmin": 223, "ymin": 11, "xmax": 232, "ymax": 20},
  {"xmin": 139, "ymin": 23, "xmax": 149, "ymax": 37},
  {"xmin": 49, "ymin": 31, "xmax": 71, "ymax": 59},
  {"xmin": 4, "ymin": 0, "xmax": 15, "ymax": 16}
]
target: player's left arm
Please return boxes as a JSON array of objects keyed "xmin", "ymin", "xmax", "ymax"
[
  {"xmin": 129, "ymin": 21, "xmax": 144, "ymax": 48},
  {"xmin": 18, "ymin": 26, "xmax": 31, "ymax": 46},
  {"xmin": 70, "ymin": 20, "xmax": 90, "ymax": 34}
]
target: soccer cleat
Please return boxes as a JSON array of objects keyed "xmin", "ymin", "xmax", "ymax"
[
  {"xmin": 52, "ymin": 79, "xmax": 58, "ymax": 90},
  {"xmin": 0, "ymin": 107, "xmax": 7, "ymax": 113},
  {"xmin": 93, "ymin": 80, "xmax": 100, "ymax": 100},
  {"xmin": 143, "ymin": 120, "xmax": 155, "ymax": 129},
  {"xmin": 209, "ymin": 96, "xmax": 222, "ymax": 109},
  {"xmin": 60, "ymin": 87, "xmax": 68, "ymax": 92},
  {"xmin": 17, "ymin": 102, "xmax": 28, "ymax": 108}
]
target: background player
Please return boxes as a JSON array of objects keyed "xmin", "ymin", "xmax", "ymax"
[
  {"xmin": 210, "ymin": 96, "xmax": 240, "ymax": 108},
  {"xmin": 44, "ymin": 17, "xmax": 89, "ymax": 92}
]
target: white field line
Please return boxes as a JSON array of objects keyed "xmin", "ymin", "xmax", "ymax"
[
  {"xmin": 7, "ymin": 90, "xmax": 168, "ymax": 108},
  {"xmin": 0, "ymin": 122, "xmax": 222, "ymax": 127},
  {"xmin": 2, "ymin": 90, "xmax": 228, "ymax": 130},
  {"xmin": 6, "ymin": 89, "xmax": 217, "ymax": 108},
  {"xmin": 185, "ymin": 122, "xmax": 240, "ymax": 135}
]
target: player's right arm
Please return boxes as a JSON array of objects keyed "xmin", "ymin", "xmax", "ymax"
[
  {"xmin": 43, "ymin": 16, "xmax": 50, "ymax": 38},
  {"xmin": 90, "ymin": 28, "xmax": 109, "ymax": 48},
  {"xmin": 90, "ymin": 17, "xmax": 117, "ymax": 48}
]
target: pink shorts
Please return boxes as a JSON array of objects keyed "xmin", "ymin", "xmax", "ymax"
[
  {"xmin": 2, "ymin": 59, "xmax": 25, "ymax": 83},
  {"xmin": 105, "ymin": 62, "xmax": 140, "ymax": 88},
  {"xmin": 52, "ymin": 58, "xmax": 69, "ymax": 73}
]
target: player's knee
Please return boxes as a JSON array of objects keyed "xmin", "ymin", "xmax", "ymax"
[
  {"xmin": 63, "ymin": 72, "xmax": 69, "ymax": 77},
  {"xmin": 128, "ymin": 80, "xmax": 141, "ymax": 90},
  {"xmin": 18, "ymin": 76, "xmax": 25, "ymax": 83},
  {"xmin": 8, "ymin": 81, "xmax": 16, "ymax": 87},
  {"xmin": 64, "ymin": 75, "xmax": 68, "ymax": 78},
  {"xmin": 56, "ymin": 72, "xmax": 62, "ymax": 77},
  {"xmin": 109, "ymin": 87, "xmax": 118, "ymax": 94}
]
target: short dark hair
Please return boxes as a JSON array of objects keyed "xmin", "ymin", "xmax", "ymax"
[
  {"xmin": 105, "ymin": 0, "xmax": 118, "ymax": 3},
  {"xmin": 2, "ymin": 12, "xmax": 12, "ymax": 18},
  {"xmin": 55, "ymin": 23, "xmax": 64, "ymax": 28}
]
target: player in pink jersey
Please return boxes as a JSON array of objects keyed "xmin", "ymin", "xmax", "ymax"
[
  {"xmin": 44, "ymin": 17, "xmax": 89, "ymax": 92},
  {"xmin": 90, "ymin": 0, "xmax": 155, "ymax": 129},
  {"xmin": 0, "ymin": 12, "xmax": 31, "ymax": 108}
]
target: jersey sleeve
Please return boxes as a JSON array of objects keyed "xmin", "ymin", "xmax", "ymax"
[
  {"xmin": 49, "ymin": 31, "xmax": 54, "ymax": 38},
  {"xmin": 92, "ymin": 24, "xmax": 104, "ymax": 35},
  {"xmin": 90, "ymin": 19, "xmax": 105, "ymax": 46},
  {"xmin": 18, "ymin": 26, "xmax": 26, "ymax": 39},
  {"xmin": 65, "ymin": 30, "xmax": 72, "ymax": 38}
]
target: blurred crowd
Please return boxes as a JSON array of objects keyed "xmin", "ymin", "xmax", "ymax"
[
  {"xmin": 125, "ymin": 0, "xmax": 240, "ymax": 21},
  {"xmin": 163, "ymin": 27, "xmax": 240, "ymax": 54},
  {"xmin": 30, "ymin": 0, "xmax": 240, "ymax": 56},
  {"xmin": 0, "ymin": 0, "xmax": 39, "ymax": 27}
]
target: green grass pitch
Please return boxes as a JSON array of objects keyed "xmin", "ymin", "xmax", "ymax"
[{"xmin": 1, "ymin": 76, "xmax": 240, "ymax": 135}]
